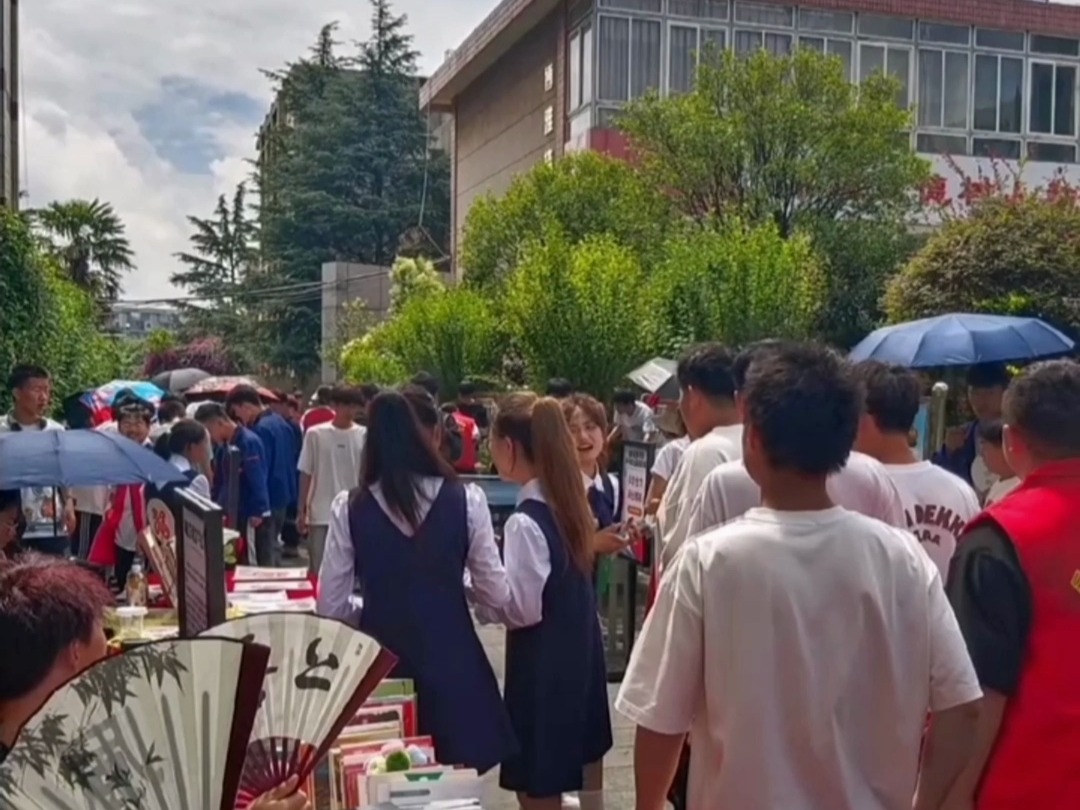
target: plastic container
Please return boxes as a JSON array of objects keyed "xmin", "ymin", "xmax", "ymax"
[{"xmin": 114, "ymin": 606, "xmax": 148, "ymax": 640}]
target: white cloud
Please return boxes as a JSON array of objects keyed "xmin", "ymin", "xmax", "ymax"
[{"xmin": 20, "ymin": 0, "xmax": 493, "ymax": 299}]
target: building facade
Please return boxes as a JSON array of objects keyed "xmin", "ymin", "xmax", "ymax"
[
  {"xmin": 0, "ymin": 0, "xmax": 18, "ymax": 208},
  {"xmin": 106, "ymin": 303, "xmax": 184, "ymax": 340},
  {"xmin": 422, "ymin": 0, "xmax": 1080, "ymax": 267}
]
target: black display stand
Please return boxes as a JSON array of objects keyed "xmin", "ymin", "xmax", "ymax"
[{"xmin": 174, "ymin": 488, "xmax": 227, "ymax": 637}]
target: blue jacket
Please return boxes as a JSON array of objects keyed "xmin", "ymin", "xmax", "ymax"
[
  {"xmin": 213, "ymin": 425, "xmax": 271, "ymax": 526},
  {"xmin": 252, "ymin": 410, "xmax": 299, "ymax": 512},
  {"xmin": 931, "ymin": 420, "xmax": 977, "ymax": 485}
]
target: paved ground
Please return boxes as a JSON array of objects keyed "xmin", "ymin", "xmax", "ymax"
[{"xmin": 475, "ymin": 623, "xmax": 638, "ymax": 809}]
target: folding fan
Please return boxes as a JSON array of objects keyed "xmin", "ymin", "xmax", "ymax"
[
  {"xmin": 200, "ymin": 612, "xmax": 399, "ymax": 807},
  {"xmin": 0, "ymin": 638, "xmax": 269, "ymax": 810}
]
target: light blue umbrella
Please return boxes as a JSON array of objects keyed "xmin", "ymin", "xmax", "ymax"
[
  {"xmin": 0, "ymin": 429, "xmax": 187, "ymax": 488},
  {"xmin": 849, "ymin": 313, "xmax": 1075, "ymax": 368}
]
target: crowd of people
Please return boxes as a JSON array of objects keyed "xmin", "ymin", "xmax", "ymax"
[{"xmin": 1, "ymin": 340, "xmax": 1078, "ymax": 810}]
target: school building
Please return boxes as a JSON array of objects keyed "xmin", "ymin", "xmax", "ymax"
[{"xmin": 420, "ymin": 0, "xmax": 1080, "ymax": 270}]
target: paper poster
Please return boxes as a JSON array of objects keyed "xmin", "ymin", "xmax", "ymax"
[{"xmin": 620, "ymin": 442, "xmax": 653, "ymax": 522}]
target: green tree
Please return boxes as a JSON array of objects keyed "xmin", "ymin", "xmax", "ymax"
[
  {"xmin": 389, "ymin": 255, "xmax": 443, "ymax": 312},
  {"xmin": 258, "ymin": 3, "xmax": 450, "ymax": 379},
  {"xmin": 0, "ymin": 209, "xmax": 54, "ymax": 374},
  {"xmin": 505, "ymin": 231, "xmax": 652, "ymax": 397},
  {"xmin": 460, "ymin": 151, "xmax": 674, "ymax": 292},
  {"xmin": 648, "ymin": 221, "xmax": 826, "ymax": 353},
  {"xmin": 618, "ymin": 47, "xmax": 930, "ymax": 346},
  {"xmin": 172, "ymin": 183, "xmax": 259, "ymax": 354},
  {"xmin": 30, "ymin": 198, "xmax": 135, "ymax": 300}
]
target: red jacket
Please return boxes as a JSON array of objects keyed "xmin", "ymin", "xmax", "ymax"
[
  {"xmin": 301, "ymin": 406, "xmax": 334, "ymax": 432},
  {"xmin": 965, "ymin": 458, "xmax": 1080, "ymax": 810},
  {"xmin": 451, "ymin": 411, "xmax": 478, "ymax": 474},
  {"xmin": 88, "ymin": 485, "xmax": 147, "ymax": 567}
]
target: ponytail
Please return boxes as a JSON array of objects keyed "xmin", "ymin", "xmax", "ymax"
[{"xmin": 494, "ymin": 393, "xmax": 595, "ymax": 575}]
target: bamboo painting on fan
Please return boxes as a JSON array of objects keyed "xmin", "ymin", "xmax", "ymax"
[
  {"xmin": 199, "ymin": 612, "xmax": 398, "ymax": 808},
  {"xmin": 0, "ymin": 638, "xmax": 269, "ymax": 810}
]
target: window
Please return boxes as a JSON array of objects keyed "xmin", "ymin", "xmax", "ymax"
[
  {"xmin": 631, "ymin": 19, "xmax": 662, "ymax": 97},
  {"xmin": 544, "ymin": 63, "xmax": 554, "ymax": 92},
  {"xmin": 599, "ymin": 0, "xmax": 661, "ymax": 11},
  {"xmin": 582, "ymin": 26, "xmax": 594, "ymax": 105},
  {"xmin": 544, "ymin": 105, "xmax": 555, "ymax": 135},
  {"xmin": 973, "ymin": 137, "xmax": 1021, "ymax": 159},
  {"xmin": 798, "ymin": 8, "xmax": 852, "ymax": 34},
  {"xmin": 1028, "ymin": 141, "xmax": 1076, "ymax": 163},
  {"xmin": 734, "ymin": 1, "xmax": 792, "ymax": 27},
  {"xmin": 916, "ymin": 133, "xmax": 968, "ymax": 155},
  {"xmin": 1030, "ymin": 62, "xmax": 1076, "ymax": 137},
  {"xmin": 860, "ymin": 43, "xmax": 912, "ymax": 107},
  {"xmin": 670, "ymin": 25, "xmax": 698, "ymax": 94},
  {"xmin": 918, "ymin": 49, "xmax": 969, "ymax": 129},
  {"xmin": 973, "ymin": 54, "xmax": 1023, "ymax": 133},
  {"xmin": 975, "ymin": 28, "xmax": 1024, "ymax": 52},
  {"xmin": 598, "ymin": 17, "xmax": 630, "ymax": 100},
  {"xmin": 543, "ymin": 148, "xmax": 555, "ymax": 164},
  {"xmin": 858, "ymin": 14, "xmax": 913, "ymax": 41},
  {"xmin": 1031, "ymin": 34, "xmax": 1080, "ymax": 58},
  {"xmin": 701, "ymin": 28, "xmax": 725, "ymax": 54},
  {"xmin": 918, "ymin": 22, "xmax": 969, "ymax": 46},
  {"xmin": 735, "ymin": 29, "xmax": 762, "ymax": 56},
  {"xmin": 765, "ymin": 32, "xmax": 792, "ymax": 56},
  {"xmin": 801, "ymin": 36, "xmax": 853, "ymax": 80},
  {"xmin": 568, "ymin": 27, "xmax": 595, "ymax": 108},
  {"xmin": 569, "ymin": 32, "xmax": 582, "ymax": 108},
  {"xmin": 668, "ymin": 0, "xmax": 727, "ymax": 20}
]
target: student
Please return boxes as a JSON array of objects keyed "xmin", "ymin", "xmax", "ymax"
[
  {"xmin": 934, "ymin": 363, "xmax": 1009, "ymax": 490},
  {"xmin": 89, "ymin": 400, "xmax": 155, "ymax": 587},
  {"xmin": 196, "ymin": 403, "xmax": 270, "ymax": 562},
  {"xmin": 977, "ymin": 419, "xmax": 1020, "ymax": 505},
  {"xmin": 226, "ymin": 385, "xmax": 299, "ymax": 567},
  {"xmin": 301, "ymin": 385, "xmax": 335, "ymax": 432},
  {"xmin": 657, "ymin": 343, "xmax": 743, "ymax": 568},
  {"xmin": 645, "ymin": 409, "xmax": 688, "ymax": 515},
  {"xmin": 852, "ymin": 361, "xmax": 980, "ymax": 579},
  {"xmin": 150, "ymin": 393, "xmax": 187, "ymax": 440},
  {"xmin": 0, "ymin": 364, "xmax": 74, "ymax": 555},
  {"xmin": 297, "ymin": 385, "xmax": 367, "ymax": 574},
  {"xmin": 151, "ymin": 419, "xmax": 213, "ymax": 501},
  {"xmin": 0, "ymin": 490, "xmax": 22, "ymax": 558},
  {"xmin": 618, "ymin": 343, "xmax": 981, "ymax": 810},
  {"xmin": 545, "ymin": 378, "xmax": 574, "ymax": 399},
  {"xmin": 946, "ymin": 360, "xmax": 1080, "ymax": 810},
  {"xmin": 457, "ymin": 380, "xmax": 490, "ymax": 434},
  {"xmin": 483, "ymin": 393, "xmax": 612, "ymax": 810},
  {"xmin": 562, "ymin": 394, "xmax": 620, "ymax": 527},
  {"xmin": 609, "ymin": 389, "xmax": 655, "ymax": 444},
  {"xmin": 317, "ymin": 388, "xmax": 515, "ymax": 773}
]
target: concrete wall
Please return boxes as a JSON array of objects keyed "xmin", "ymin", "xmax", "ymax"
[
  {"xmin": 320, "ymin": 262, "xmax": 392, "ymax": 383},
  {"xmin": 452, "ymin": 7, "xmax": 562, "ymax": 263}
]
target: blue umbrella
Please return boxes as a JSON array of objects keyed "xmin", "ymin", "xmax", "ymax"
[
  {"xmin": 849, "ymin": 313, "xmax": 1075, "ymax": 368},
  {"xmin": 0, "ymin": 430, "xmax": 188, "ymax": 489}
]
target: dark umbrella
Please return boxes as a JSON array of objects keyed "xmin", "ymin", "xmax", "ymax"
[
  {"xmin": 0, "ymin": 430, "xmax": 187, "ymax": 488},
  {"xmin": 849, "ymin": 313, "xmax": 1075, "ymax": 368},
  {"xmin": 151, "ymin": 367, "xmax": 211, "ymax": 394}
]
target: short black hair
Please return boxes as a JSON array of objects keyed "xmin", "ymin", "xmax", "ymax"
[
  {"xmin": 977, "ymin": 419, "xmax": 1005, "ymax": 445},
  {"xmin": 157, "ymin": 394, "xmax": 187, "ymax": 423},
  {"xmin": 312, "ymin": 384, "xmax": 333, "ymax": 406},
  {"xmin": 546, "ymin": 378, "xmax": 573, "ymax": 398},
  {"xmin": 7, "ymin": 364, "xmax": 49, "ymax": 391},
  {"xmin": 359, "ymin": 383, "xmax": 381, "ymax": 403},
  {"xmin": 329, "ymin": 384, "xmax": 365, "ymax": 407},
  {"xmin": 1003, "ymin": 360, "xmax": 1080, "ymax": 458},
  {"xmin": 224, "ymin": 384, "xmax": 263, "ymax": 410},
  {"xmin": 458, "ymin": 380, "xmax": 478, "ymax": 397},
  {"xmin": 676, "ymin": 343, "xmax": 737, "ymax": 401},
  {"xmin": 612, "ymin": 389, "xmax": 637, "ymax": 406},
  {"xmin": 743, "ymin": 343, "xmax": 860, "ymax": 475},
  {"xmin": 853, "ymin": 360, "xmax": 920, "ymax": 434},
  {"xmin": 732, "ymin": 340, "xmax": 791, "ymax": 391},
  {"xmin": 0, "ymin": 489, "xmax": 20, "ymax": 513},
  {"xmin": 411, "ymin": 372, "xmax": 439, "ymax": 399},
  {"xmin": 194, "ymin": 402, "xmax": 229, "ymax": 422},
  {"xmin": 967, "ymin": 362, "xmax": 1010, "ymax": 389}
]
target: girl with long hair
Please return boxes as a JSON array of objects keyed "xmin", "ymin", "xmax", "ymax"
[
  {"xmin": 562, "ymin": 394, "xmax": 620, "ymax": 528},
  {"xmin": 315, "ymin": 387, "xmax": 516, "ymax": 774},
  {"xmin": 150, "ymin": 419, "xmax": 213, "ymax": 501},
  {"xmin": 485, "ymin": 393, "xmax": 613, "ymax": 810}
]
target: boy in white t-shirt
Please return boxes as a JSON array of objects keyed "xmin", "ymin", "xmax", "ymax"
[
  {"xmin": 618, "ymin": 343, "xmax": 981, "ymax": 810},
  {"xmin": 853, "ymin": 361, "xmax": 981, "ymax": 579},
  {"xmin": 977, "ymin": 419, "xmax": 1021, "ymax": 505}
]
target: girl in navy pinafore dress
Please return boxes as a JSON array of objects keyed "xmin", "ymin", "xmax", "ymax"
[
  {"xmin": 483, "ymin": 393, "xmax": 613, "ymax": 810},
  {"xmin": 344, "ymin": 388, "xmax": 517, "ymax": 774}
]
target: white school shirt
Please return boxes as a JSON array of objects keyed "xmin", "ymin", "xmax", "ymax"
[
  {"xmin": 686, "ymin": 451, "xmax": 907, "ymax": 538},
  {"xmin": 317, "ymin": 477, "xmax": 509, "ymax": 626},
  {"xmin": 167, "ymin": 454, "xmax": 212, "ymax": 501},
  {"xmin": 986, "ymin": 476, "xmax": 1021, "ymax": 505},
  {"xmin": 651, "ymin": 435, "xmax": 690, "ymax": 482},
  {"xmin": 298, "ymin": 422, "xmax": 367, "ymax": 526},
  {"xmin": 616, "ymin": 507, "xmax": 981, "ymax": 810},
  {"xmin": 658, "ymin": 424, "xmax": 744, "ymax": 567},
  {"xmin": 614, "ymin": 401, "xmax": 656, "ymax": 442},
  {"xmin": 883, "ymin": 461, "xmax": 981, "ymax": 580}
]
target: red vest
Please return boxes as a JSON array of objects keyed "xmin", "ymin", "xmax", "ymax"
[
  {"xmin": 451, "ymin": 412, "xmax": 478, "ymax": 474},
  {"xmin": 965, "ymin": 458, "xmax": 1080, "ymax": 810}
]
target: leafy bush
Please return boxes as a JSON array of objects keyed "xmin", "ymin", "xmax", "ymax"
[{"xmin": 143, "ymin": 336, "xmax": 240, "ymax": 377}]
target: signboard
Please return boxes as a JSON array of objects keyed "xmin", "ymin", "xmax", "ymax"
[
  {"xmin": 619, "ymin": 441, "xmax": 655, "ymax": 523},
  {"xmin": 138, "ymin": 498, "xmax": 179, "ymax": 608},
  {"xmin": 175, "ymin": 488, "xmax": 227, "ymax": 637}
]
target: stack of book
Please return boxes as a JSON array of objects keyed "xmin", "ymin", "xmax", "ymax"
[{"xmin": 307, "ymin": 679, "xmax": 485, "ymax": 809}]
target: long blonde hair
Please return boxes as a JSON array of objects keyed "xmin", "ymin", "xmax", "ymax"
[{"xmin": 494, "ymin": 393, "xmax": 596, "ymax": 574}]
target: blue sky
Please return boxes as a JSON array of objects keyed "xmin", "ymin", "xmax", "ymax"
[{"xmin": 20, "ymin": 0, "xmax": 494, "ymax": 299}]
